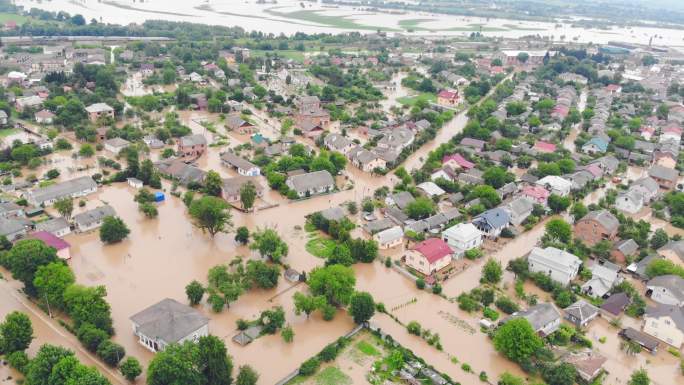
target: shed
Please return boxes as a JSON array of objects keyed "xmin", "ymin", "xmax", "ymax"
[
  {"xmin": 127, "ymin": 178, "xmax": 143, "ymax": 189},
  {"xmin": 154, "ymin": 192, "xmax": 165, "ymax": 202}
]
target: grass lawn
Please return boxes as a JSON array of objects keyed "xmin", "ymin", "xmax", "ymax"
[
  {"xmin": 265, "ymin": 8, "xmax": 398, "ymax": 31},
  {"xmin": 0, "ymin": 13, "xmax": 28, "ymax": 25},
  {"xmin": 398, "ymin": 18, "xmax": 435, "ymax": 31},
  {"xmin": 313, "ymin": 367, "xmax": 351, "ymax": 385},
  {"xmin": 305, "ymin": 237, "xmax": 337, "ymax": 259},
  {"xmin": 397, "ymin": 92, "xmax": 436, "ymax": 106},
  {"xmin": 355, "ymin": 340, "xmax": 380, "ymax": 356},
  {"xmin": 250, "ymin": 49, "xmax": 305, "ymax": 63},
  {"xmin": 0, "ymin": 128, "xmax": 20, "ymax": 138}
]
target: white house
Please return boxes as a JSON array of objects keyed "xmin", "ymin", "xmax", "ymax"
[
  {"xmin": 27, "ymin": 176, "xmax": 97, "ymax": 206},
  {"xmin": 127, "ymin": 178, "xmax": 144, "ymax": 189},
  {"xmin": 528, "ymin": 246, "xmax": 582, "ymax": 286},
  {"xmin": 615, "ymin": 190, "xmax": 644, "ymax": 214},
  {"xmin": 441, "ymin": 223, "xmax": 482, "ymax": 257},
  {"xmin": 73, "ymin": 205, "xmax": 116, "ymax": 232},
  {"xmin": 647, "ymin": 275, "xmax": 684, "ymax": 306},
  {"xmin": 630, "ymin": 177, "xmax": 660, "ymax": 203},
  {"xmin": 286, "ymin": 170, "xmax": 335, "ymax": 198},
  {"xmin": 536, "ymin": 175, "xmax": 572, "ymax": 197},
  {"xmin": 581, "ymin": 261, "xmax": 622, "ymax": 298},
  {"xmin": 130, "ymin": 298, "xmax": 209, "ymax": 352},
  {"xmin": 643, "ymin": 304, "xmax": 684, "ymax": 348},
  {"xmin": 373, "ymin": 226, "xmax": 403, "ymax": 249},
  {"xmin": 417, "ymin": 181, "xmax": 446, "ymax": 198},
  {"xmin": 220, "ymin": 152, "xmax": 261, "ymax": 177}
]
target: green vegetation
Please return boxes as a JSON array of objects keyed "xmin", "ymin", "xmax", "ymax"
[
  {"xmin": 397, "ymin": 92, "xmax": 437, "ymax": 106},
  {"xmin": 306, "ymin": 236, "xmax": 337, "ymax": 258}
]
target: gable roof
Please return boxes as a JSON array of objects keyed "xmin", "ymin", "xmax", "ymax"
[
  {"xmin": 581, "ymin": 210, "xmax": 619, "ymax": 233},
  {"xmin": 27, "ymin": 231, "xmax": 69, "ymax": 250},
  {"xmin": 412, "ymin": 238, "xmax": 452, "ymax": 264},
  {"xmin": 474, "ymin": 207, "xmax": 510, "ymax": 229},
  {"xmin": 600, "ymin": 292, "xmax": 630, "ymax": 316},
  {"xmin": 647, "ymin": 275, "xmax": 684, "ymax": 302},
  {"xmin": 511, "ymin": 303, "xmax": 561, "ymax": 333},
  {"xmin": 130, "ymin": 298, "xmax": 209, "ymax": 344},
  {"xmin": 564, "ymin": 300, "xmax": 600, "ymax": 323},
  {"xmin": 645, "ymin": 304, "xmax": 684, "ymax": 331}
]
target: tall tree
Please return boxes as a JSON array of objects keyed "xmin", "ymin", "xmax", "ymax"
[
  {"xmin": 147, "ymin": 342, "xmax": 203, "ymax": 385},
  {"xmin": 33, "ymin": 262, "xmax": 75, "ymax": 311},
  {"xmin": 54, "ymin": 198, "xmax": 74, "ymax": 219},
  {"xmin": 493, "ymin": 318, "xmax": 543, "ymax": 364},
  {"xmin": 5, "ymin": 239, "xmax": 59, "ymax": 296},
  {"xmin": 239, "ymin": 181, "xmax": 257, "ymax": 211},
  {"xmin": 235, "ymin": 365, "xmax": 259, "ymax": 385},
  {"xmin": 0, "ymin": 311, "xmax": 33, "ymax": 353},
  {"xmin": 308, "ymin": 264, "xmax": 356, "ymax": 306},
  {"xmin": 204, "ymin": 170, "xmax": 223, "ymax": 197},
  {"xmin": 99, "ymin": 216, "xmax": 130, "ymax": 244},
  {"xmin": 189, "ymin": 196, "xmax": 233, "ymax": 237},
  {"xmin": 197, "ymin": 335, "xmax": 233, "ymax": 385},
  {"xmin": 349, "ymin": 292, "xmax": 375, "ymax": 324},
  {"xmin": 250, "ymin": 229, "xmax": 288, "ymax": 263}
]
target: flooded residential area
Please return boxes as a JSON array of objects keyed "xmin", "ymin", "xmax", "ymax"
[{"xmin": 0, "ymin": 1, "xmax": 684, "ymax": 385}]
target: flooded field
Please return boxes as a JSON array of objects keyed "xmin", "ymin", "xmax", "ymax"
[{"xmin": 15, "ymin": 0, "xmax": 684, "ymax": 47}]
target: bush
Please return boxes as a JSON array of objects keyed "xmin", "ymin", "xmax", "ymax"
[
  {"xmin": 495, "ymin": 296, "xmax": 520, "ymax": 314},
  {"xmin": 318, "ymin": 343, "xmax": 339, "ymax": 362},
  {"xmin": 407, "ymin": 321, "xmax": 422, "ymax": 335},
  {"xmin": 458, "ymin": 293, "xmax": 481, "ymax": 312},
  {"xmin": 322, "ymin": 304, "xmax": 336, "ymax": 321},
  {"xmin": 299, "ymin": 357, "xmax": 320, "ymax": 376},
  {"xmin": 416, "ymin": 278, "xmax": 426, "ymax": 289},
  {"xmin": 432, "ymin": 284, "xmax": 442, "ymax": 294},
  {"xmin": 77, "ymin": 323, "xmax": 109, "ymax": 352},
  {"xmin": 96, "ymin": 340, "xmax": 126, "ymax": 367},
  {"xmin": 6, "ymin": 350, "xmax": 29, "ymax": 374},
  {"xmin": 461, "ymin": 363, "xmax": 472, "ymax": 372},
  {"xmin": 483, "ymin": 307, "xmax": 499, "ymax": 321},
  {"xmin": 120, "ymin": 356, "xmax": 142, "ymax": 381}
]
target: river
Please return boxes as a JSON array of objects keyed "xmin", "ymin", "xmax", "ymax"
[{"xmin": 13, "ymin": 0, "xmax": 684, "ymax": 48}]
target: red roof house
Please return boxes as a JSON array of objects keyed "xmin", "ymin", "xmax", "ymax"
[
  {"xmin": 534, "ymin": 141, "xmax": 557, "ymax": 153},
  {"xmin": 28, "ymin": 231, "xmax": 71, "ymax": 260},
  {"xmin": 437, "ymin": 90, "xmax": 460, "ymax": 106},
  {"xmin": 406, "ymin": 238, "xmax": 453, "ymax": 276},
  {"xmin": 522, "ymin": 185, "xmax": 550, "ymax": 205},
  {"xmin": 442, "ymin": 153, "xmax": 475, "ymax": 170}
]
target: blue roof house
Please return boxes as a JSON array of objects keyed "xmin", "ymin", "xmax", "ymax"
[
  {"xmin": 582, "ymin": 137, "xmax": 609, "ymax": 155},
  {"xmin": 472, "ymin": 207, "xmax": 510, "ymax": 239}
]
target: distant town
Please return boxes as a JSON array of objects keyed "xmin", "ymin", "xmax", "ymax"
[{"xmin": 0, "ymin": 2, "xmax": 683, "ymax": 385}]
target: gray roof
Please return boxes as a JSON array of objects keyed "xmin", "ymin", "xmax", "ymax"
[
  {"xmin": 614, "ymin": 239, "xmax": 638, "ymax": 256},
  {"xmin": 659, "ymin": 240, "xmax": 684, "ymax": 262},
  {"xmin": 648, "ymin": 164, "xmax": 678, "ymax": 182},
  {"xmin": 564, "ymin": 300, "xmax": 600, "ymax": 323},
  {"xmin": 29, "ymin": 176, "xmax": 97, "ymax": 205},
  {"xmin": 35, "ymin": 217, "xmax": 69, "ymax": 233},
  {"xmin": 85, "ymin": 102, "xmax": 113, "ymax": 113},
  {"xmin": 0, "ymin": 201, "xmax": 22, "ymax": 214},
  {"xmin": 180, "ymin": 134, "xmax": 207, "ymax": 147},
  {"xmin": 155, "ymin": 160, "xmax": 206, "ymax": 186},
  {"xmin": 375, "ymin": 226, "xmax": 403, "ymax": 244},
  {"xmin": 220, "ymin": 152, "xmax": 257, "ymax": 171},
  {"xmin": 73, "ymin": 205, "xmax": 116, "ymax": 227},
  {"xmin": 320, "ymin": 207, "xmax": 346, "ymax": 222},
  {"xmin": 363, "ymin": 218, "xmax": 394, "ymax": 234},
  {"xmin": 225, "ymin": 115, "xmax": 250, "ymax": 130},
  {"xmin": 0, "ymin": 218, "xmax": 27, "ymax": 236},
  {"xmin": 647, "ymin": 275, "xmax": 684, "ymax": 302},
  {"xmin": 582, "ymin": 210, "xmax": 619, "ymax": 233},
  {"xmin": 511, "ymin": 303, "xmax": 561, "ymax": 333},
  {"xmin": 384, "ymin": 206, "xmax": 409, "ymax": 224},
  {"xmin": 287, "ymin": 170, "xmax": 334, "ymax": 193},
  {"xmin": 645, "ymin": 304, "xmax": 684, "ymax": 331},
  {"xmin": 601, "ymin": 292, "xmax": 630, "ymax": 315},
  {"xmin": 632, "ymin": 177, "xmax": 659, "ymax": 194},
  {"xmin": 324, "ymin": 133, "xmax": 352, "ymax": 151},
  {"xmin": 104, "ymin": 137, "xmax": 130, "ymax": 148},
  {"xmin": 221, "ymin": 176, "xmax": 262, "ymax": 196},
  {"xmin": 506, "ymin": 196, "xmax": 533, "ymax": 217},
  {"xmin": 130, "ymin": 298, "xmax": 209, "ymax": 344},
  {"xmin": 389, "ymin": 191, "xmax": 415, "ymax": 210}
]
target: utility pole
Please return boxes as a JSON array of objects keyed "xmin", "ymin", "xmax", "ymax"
[{"xmin": 45, "ymin": 292, "xmax": 52, "ymax": 318}]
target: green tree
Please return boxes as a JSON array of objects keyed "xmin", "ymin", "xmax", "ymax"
[
  {"xmin": 570, "ymin": 202, "xmax": 588, "ymax": 221},
  {"xmin": 63, "ymin": 284, "xmax": 113, "ymax": 334},
  {"xmin": 650, "ymin": 229, "xmax": 669, "ymax": 249},
  {"xmin": 482, "ymin": 259, "xmax": 503, "ymax": 284},
  {"xmin": 493, "ymin": 318, "xmax": 543, "ymax": 363},
  {"xmin": 189, "ymin": 196, "xmax": 233, "ymax": 237},
  {"xmin": 5, "ymin": 239, "xmax": 59, "ymax": 296},
  {"xmin": 259, "ymin": 306, "xmax": 286, "ymax": 334},
  {"xmin": 96, "ymin": 340, "xmax": 125, "ymax": 367},
  {"xmin": 185, "ymin": 280, "xmax": 205, "ymax": 306},
  {"xmin": 245, "ymin": 260, "xmax": 280, "ymax": 289},
  {"xmin": 308, "ymin": 264, "xmax": 356, "ymax": 306},
  {"xmin": 204, "ymin": 170, "xmax": 223, "ymax": 196},
  {"xmin": 281, "ymin": 325, "xmax": 294, "ymax": 343},
  {"xmin": 349, "ymin": 291, "xmax": 375, "ymax": 324},
  {"xmin": 33, "ymin": 262, "xmax": 75, "ymax": 311},
  {"xmin": 543, "ymin": 363, "xmax": 577, "ymax": 385},
  {"xmin": 234, "ymin": 226, "xmax": 250, "ymax": 245},
  {"xmin": 405, "ymin": 197, "xmax": 435, "ymax": 219},
  {"xmin": 147, "ymin": 342, "xmax": 203, "ymax": 385},
  {"xmin": 293, "ymin": 292, "xmax": 326, "ymax": 319},
  {"xmin": 79, "ymin": 144, "xmax": 95, "ymax": 158},
  {"xmin": 24, "ymin": 344, "xmax": 74, "ymax": 385},
  {"xmin": 483, "ymin": 167, "xmax": 512, "ymax": 189},
  {"xmin": 0, "ymin": 312, "xmax": 33, "ymax": 353},
  {"xmin": 239, "ymin": 181, "xmax": 257, "ymax": 211},
  {"xmin": 120, "ymin": 356, "xmax": 142, "ymax": 382},
  {"xmin": 99, "ymin": 216, "xmax": 130, "ymax": 243},
  {"xmin": 250, "ymin": 228, "xmax": 288, "ymax": 263},
  {"xmin": 235, "ymin": 365, "xmax": 259, "ymax": 385},
  {"xmin": 77, "ymin": 323, "xmax": 108, "ymax": 352},
  {"xmin": 629, "ymin": 369, "xmax": 650, "ymax": 385},
  {"xmin": 54, "ymin": 198, "xmax": 74, "ymax": 219},
  {"xmin": 548, "ymin": 194, "xmax": 571, "ymax": 213},
  {"xmin": 544, "ymin": 218, "xmax": 572, "ymax": 244},
  {"xmin": 197, "ymin": 335, "xmax": 233, "ymax": 385}
]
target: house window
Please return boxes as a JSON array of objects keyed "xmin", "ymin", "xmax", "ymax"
[{"xmin": 651, "ymin": 321, "xmax": 658, "ymax": 328}]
